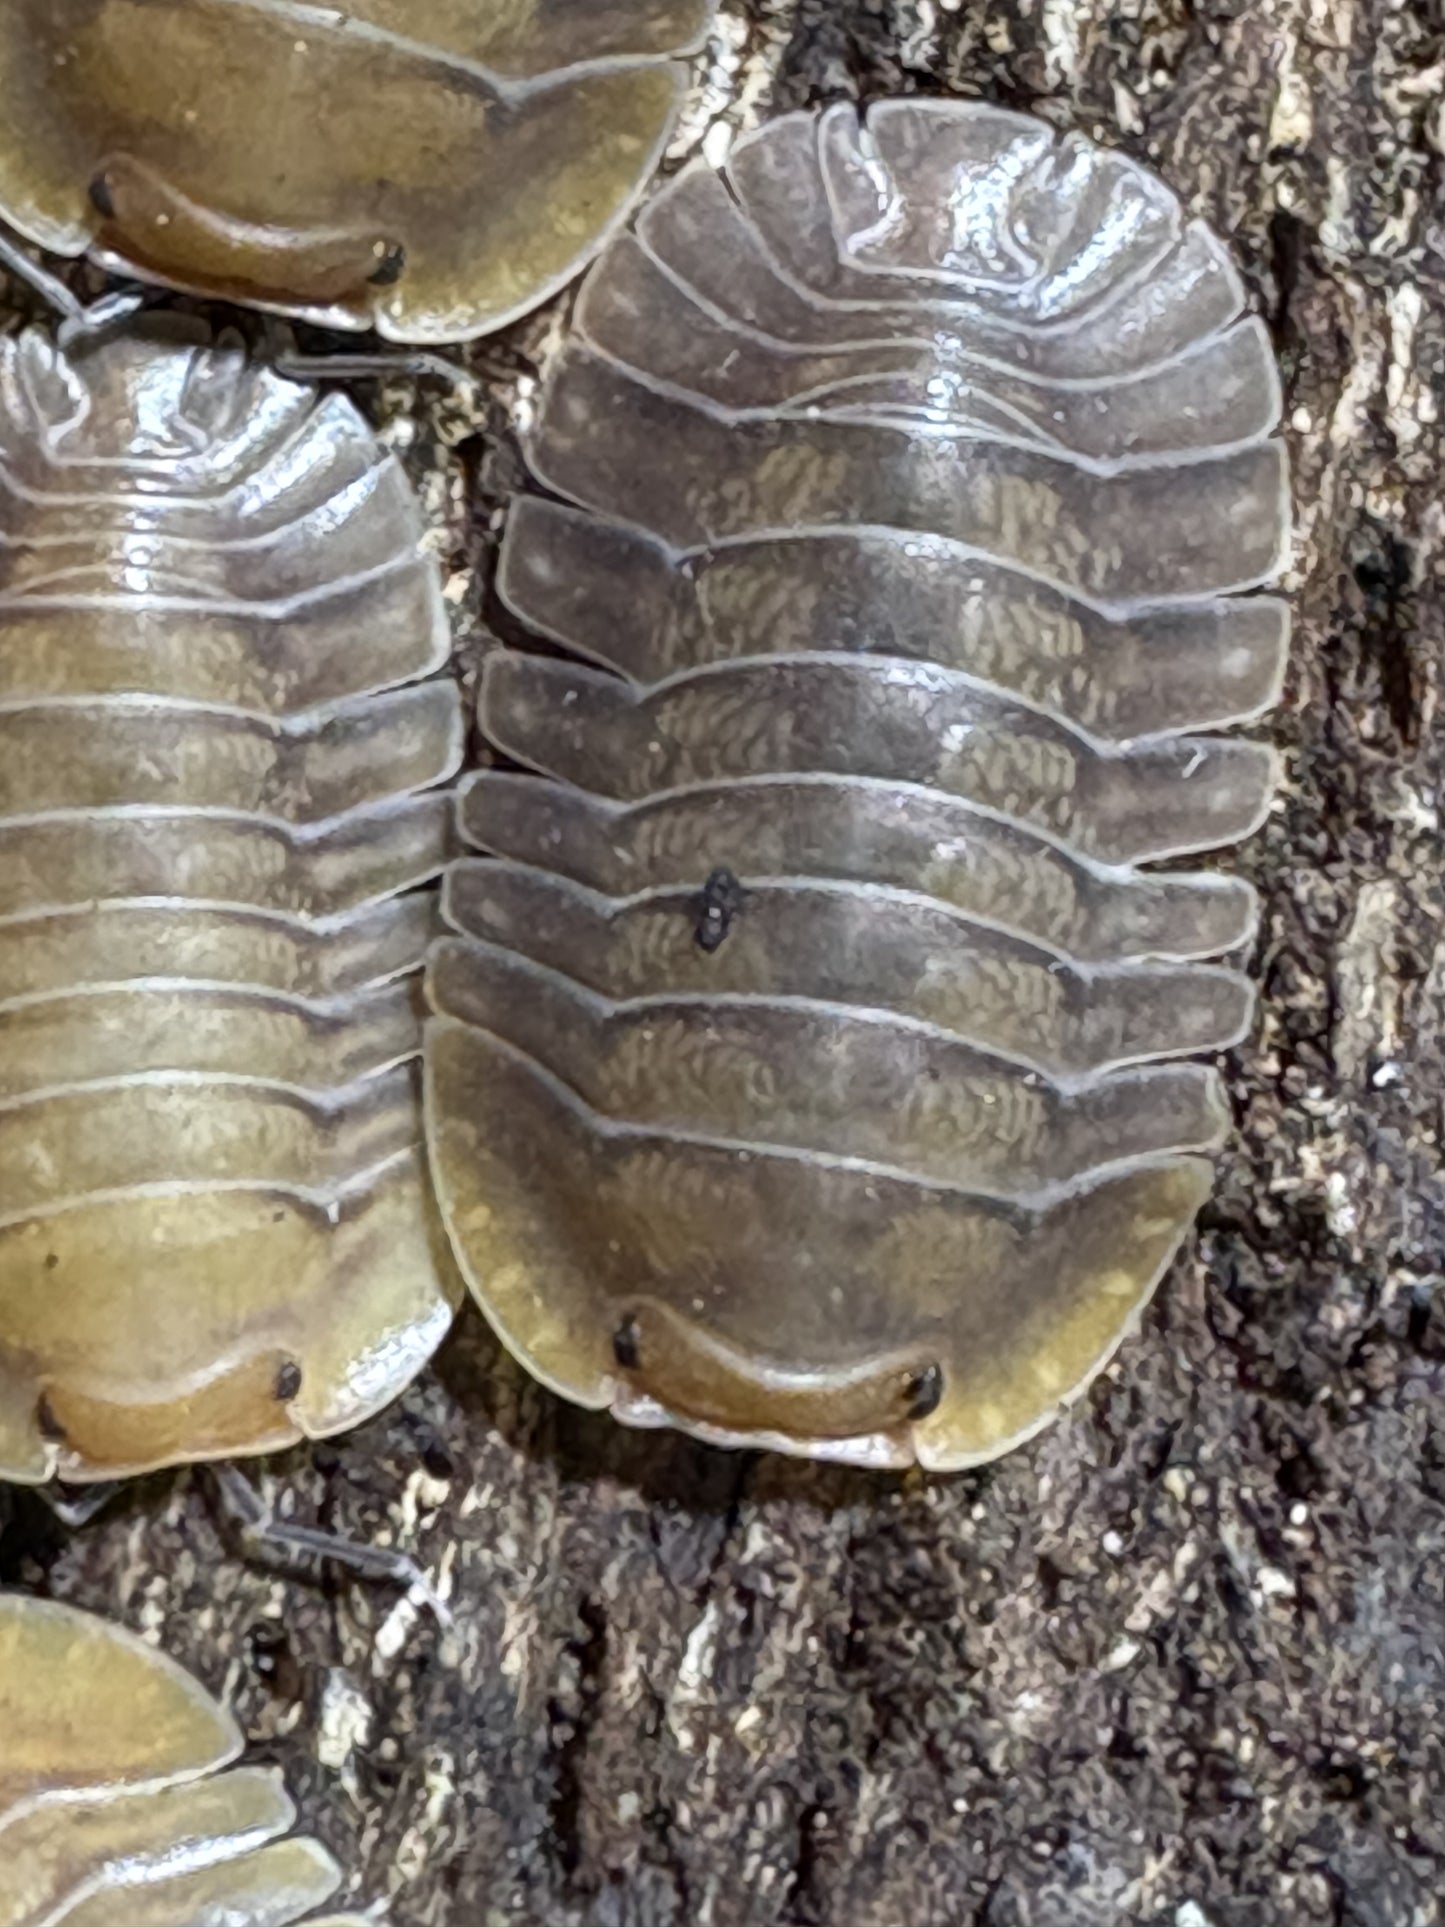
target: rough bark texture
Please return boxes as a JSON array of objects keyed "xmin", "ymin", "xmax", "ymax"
[{"xmin": 3, "ymin": 3, "xmax": 1444, "ymax": 1924}]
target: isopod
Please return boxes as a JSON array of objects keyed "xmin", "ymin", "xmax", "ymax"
[
  {"xmin": 0, "ymin": 320, "xmax": 461, "ymax": 1485},
  {"xmin": 0, "ymin": 0, "xmax": 715, "ymax": 342},
  {"xmin": 0, "ymin": 1593, "xmax": 377, "ymax": 1925},
  {"xmin": 425, "ymin": 102, "xmax": 1293, "ymax": 1468}
]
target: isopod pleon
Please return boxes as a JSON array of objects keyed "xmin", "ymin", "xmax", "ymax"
[
  {"xmin": 426, "ymin": 102, "xmax": 1292, "ymax": 1468},
  {"xmin": 0, "ymin": 1, "xmax": 715, "ymax": 341},
  {"xmin": 0, "ymin": 1593, "xmax": 378, "ymax": 1925},
  {"xmin": 0, "ymin": 320, "xmax": 461, "ymax": 1484}
]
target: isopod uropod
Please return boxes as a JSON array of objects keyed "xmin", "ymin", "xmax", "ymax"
[
  {"xmin": 0, "ymin": 0, "xmax": 717, "ymax": 342},
  {"xmin": 425, "ymin": 102, "xmax": 1293, "ymax": 1469},
  {"xmin": 0, "ymin": 320, "xmax": 461, "ymax": 1485},
  {"xmin": 0, "ymin": 1593, "xmax": 377, "ymax": 1925}
]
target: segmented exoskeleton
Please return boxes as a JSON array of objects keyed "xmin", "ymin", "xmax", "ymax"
[
  {"xmin": 427, "ymin": 102, "xmax": 1292, "ymax": 1468},
  {"xmin": 0, "ymin": 1593, "xmax": 380, "ymax": 1925},
  {"xmin": 0, "ymin": 322, "xmax": 460, "ymax": 1483}
]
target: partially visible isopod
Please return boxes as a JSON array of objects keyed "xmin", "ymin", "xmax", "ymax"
[
  {"xmin": 0, "ymin": 1593, "xmax": 379, "ymax": 1926},
  {"xmin": 0, "ymin": 320, "xmax": 461, "ymax": 1484},
  {"xmin": 0, "ymin": 1, "xmax": 715, "ymax": 342},
  {"xmin": 426, "ymin": 102, "xmax": 1293, "ymax": 1469}
]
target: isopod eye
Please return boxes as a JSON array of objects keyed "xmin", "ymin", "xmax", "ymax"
[
  {"xmin": 426, "ymin": 99, "xmax": 1291, "ymax": 1469},
  {"xmin": 274, "ymin": 1361, "xmax": 304, "ymax": 1403}
]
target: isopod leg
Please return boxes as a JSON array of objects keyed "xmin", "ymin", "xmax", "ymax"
[
  {"xmin": 207, "ymin": 1462, "xmax": 451, "ymax": 1631},
  {"xmin": 261, "ymin": 319, "xmax": 472, "ymax": 393},
  {"xmin": 0, "ymin": 221, "xmax": 148, "ymax": 347},
  {"xmin": 30, "ymin": 1479, "xmax": 126, "ymax": 1530},
  {"xmin": 0, "ymin": 223, "xmax": 86, "ymax": 319}
]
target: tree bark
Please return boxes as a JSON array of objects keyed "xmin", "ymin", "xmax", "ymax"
[{"xmin": 5, "ymin": 2, "xmax": 1444, "ymax": 1923}]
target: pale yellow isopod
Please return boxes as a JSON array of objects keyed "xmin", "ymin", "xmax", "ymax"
[
  {"xmin": 0, "ymin": 319, "xmax": 462, "ymax": 1488},
  {"xmin": 0, "ymin": 1592, "xmax": 381, "ymax": 1927}
]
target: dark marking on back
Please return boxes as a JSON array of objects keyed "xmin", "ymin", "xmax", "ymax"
[{"xmin": 692, "ymin": 868, "xmax": 748, "ymax": 953}]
